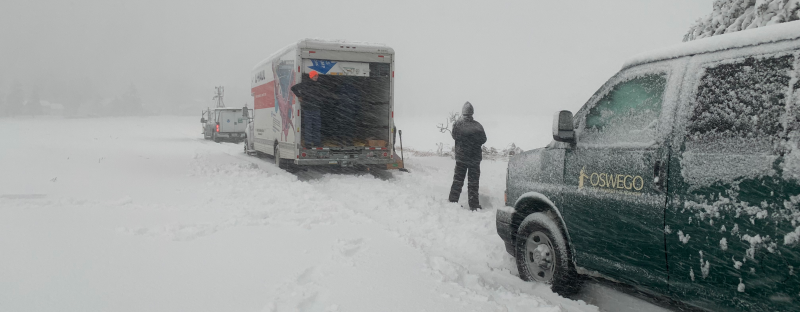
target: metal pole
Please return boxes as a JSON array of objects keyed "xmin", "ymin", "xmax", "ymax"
[{"xmin": 399, "ymin": 130, "xmax": 409, "ymax": 172}]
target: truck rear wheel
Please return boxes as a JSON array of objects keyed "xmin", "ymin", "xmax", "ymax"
[{"xmin": 515, "ymin": 212, "xmax": 582, "ymax": 296}]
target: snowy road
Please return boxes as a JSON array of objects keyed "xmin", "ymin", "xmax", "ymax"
[{"xmin": 1, "ymin": 116, "xmax": 671, "ymax": 312}]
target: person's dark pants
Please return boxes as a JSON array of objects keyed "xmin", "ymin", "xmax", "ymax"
[
  {"xmin": 449, "ymin": 160, "xmax": 481, "ymax": 208},
  {"xmin": 303, "ymin": 108, "xmax": 321, "ymax": 147}
]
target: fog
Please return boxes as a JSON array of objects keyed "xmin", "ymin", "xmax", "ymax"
[{"xmin": 1, "ymin": 0, "xmax": 712, "ymax": 146}]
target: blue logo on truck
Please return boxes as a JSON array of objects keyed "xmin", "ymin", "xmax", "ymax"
[{"xmin": 308, "ymin": 60, "xmax": 337, "ymax": 74}]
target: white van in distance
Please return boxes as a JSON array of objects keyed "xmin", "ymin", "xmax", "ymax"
[{"xmin": 201, "ymin": 107, "xmax": 248, "ymax": 143}]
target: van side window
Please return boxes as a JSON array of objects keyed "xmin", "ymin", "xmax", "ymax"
[
  {"xmin": 681, "ymin": 55, "xmax": 795, "ymax": 188},
  {"xmin": 689, "ymin": 56, "xmax": 793, "ymax": 140},
  {"xmin": 686, "ymin": 55, "xmax": 794, "ymax": 152},
  {"xmin": 580, "ymin": 74, "xmax": 667, "ymax": 145}
]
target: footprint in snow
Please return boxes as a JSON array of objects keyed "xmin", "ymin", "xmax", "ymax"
[
  {"xmin": 263, "ymin": 266, "xmax": 337, "ymax": 312},
  {"xmin": 297, "ymin": 291, "xmax": 337, "ymax": 312},
  {"xmin": 296, "ymin": 266, "xmax": 323, "ymax": 285},
  {"xmin": 336, "ymin": 238, "xmax": 365, "ymax": 257}
]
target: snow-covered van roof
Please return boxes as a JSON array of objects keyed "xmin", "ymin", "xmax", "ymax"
[
  {"xmin": 252, "ymin": 39, "xmax": 394, "ymax": 70},
  {"xmin": 623, "ymin": 21, "xmax": 800, "ymax": 70}
]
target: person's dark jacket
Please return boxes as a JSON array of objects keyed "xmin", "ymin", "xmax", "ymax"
[
  {"xmin": 452, "ymin": 116, "xmax": 487, "ymax": 163},
  {"xmin": 290, "ymin": 78, "xmax": 337, "ymax": 110}
]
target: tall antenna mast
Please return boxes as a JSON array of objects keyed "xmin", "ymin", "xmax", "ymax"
[{"xmin": 213, "ymin": 86, "xmax": 225, "ymax": 108}]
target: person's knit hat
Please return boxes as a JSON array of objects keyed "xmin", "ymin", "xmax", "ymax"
[{"xmin": 462, "ymin": 101, "xmax": 474, "ymax": 116}]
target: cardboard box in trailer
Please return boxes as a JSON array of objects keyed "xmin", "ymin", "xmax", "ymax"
[{"xmin": 249, "ymin": 39, "xmax": 396, "ymax": 168}]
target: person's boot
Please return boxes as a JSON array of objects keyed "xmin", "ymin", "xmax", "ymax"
[
  {"xmin": 448, "ymin": 188, "xmax": 461, "ymax": 203},
  {"xmin": 468, "ymin": 194, "xmax": 481, "ymax": 210}
]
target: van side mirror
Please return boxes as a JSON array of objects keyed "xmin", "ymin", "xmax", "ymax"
[
  {"xmin": 552, "ymin": 110, "xmax": 575, "ymax": 143},
  {"xmin": 200, "ymin": 118, "xmax": 206, "ymax": 123},
  {"xmin": 242, "ymin": 106, "xmax": 249, "ymax": 118}
]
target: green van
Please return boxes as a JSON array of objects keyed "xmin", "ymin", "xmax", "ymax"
[{"xmin": 497, "ymin": 21, "xmax": 800, "ymax": 311}]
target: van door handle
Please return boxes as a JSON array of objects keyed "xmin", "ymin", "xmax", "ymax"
[{"xmin": 653, "ymin": 160, "xmax": 663, "ymax": 188}]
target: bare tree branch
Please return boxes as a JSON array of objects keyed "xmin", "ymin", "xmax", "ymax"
[{"xmin": 436, "ymin": 111, "xmax": 460, "ymax": 133}]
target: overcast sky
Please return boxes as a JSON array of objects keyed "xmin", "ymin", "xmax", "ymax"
[{"xmin": 0, "ymin": 0, "xmax": 714, "ymax": 146}]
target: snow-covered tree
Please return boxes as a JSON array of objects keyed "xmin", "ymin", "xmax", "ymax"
[
  {"xmin": 25, "ymin": 88, "xmax": 42, "ymax": 115},
  {"xmin": 108, "ymin": 84, "xmax": 144, "ymax": 116},
  {"xmin": 685, "ymin": 0, "xmax": 800, "ymax": 41},
  {"xmin": 4, "ymin": 81, "xmax": 24, "ymax": 116},
  {"xmin": 502, "ymin": 143, "xmax": 524, "ymax": 156},
  {"xmin": 63, "ymin": 78, "xmax": 93, "ymax": 116}
]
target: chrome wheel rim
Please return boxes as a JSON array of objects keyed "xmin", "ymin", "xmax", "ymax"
[{"xmin": 524, "ymin": 231, "xmax": 555, "ymax": 282}]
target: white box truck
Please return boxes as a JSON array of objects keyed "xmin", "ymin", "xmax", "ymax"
[
  {"xmin": 248, "ymin": 39, "xmax": 395, "ymax": 169},
  {"xmin": 201, "ymin": 107, "xmax": 248, "ymax": 143}
]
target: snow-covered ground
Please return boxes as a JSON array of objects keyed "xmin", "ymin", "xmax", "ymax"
[{"xmin": 1, "ymin": 116, "xmax": 672, "ymax": 312}]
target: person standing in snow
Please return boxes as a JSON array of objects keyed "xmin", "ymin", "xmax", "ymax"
[
  {"xmin": 291, "ymin": 70, "xmax": 336, "ymax": 148},
  {"xmin": 449, "ymin": 101, "xmax": 487, "ymax": 210}
]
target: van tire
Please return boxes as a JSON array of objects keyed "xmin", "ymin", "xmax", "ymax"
[
  {"xmin": 515, "ymin": 212, "xmax": 582, "ymax": 296},
  {"xmin": 213, "ymin": 133, "xmax": 220, "ymax": 143}
]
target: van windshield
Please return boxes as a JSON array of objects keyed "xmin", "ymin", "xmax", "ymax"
[{"xmin": 581, "ymin": 73, "xmax": 667, "ymax": 146}]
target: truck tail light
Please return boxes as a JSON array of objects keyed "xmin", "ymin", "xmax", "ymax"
[
  {"xmin": 216, "ymin": 124, "xmax": 219, "ymax": 132},
  {"xmin": 383, "ymin": 152, "xmax": 388, "ymax": 157},
  {"xmin": 301, "ymin": 152, "xmax": 307, "ymax": 157}
]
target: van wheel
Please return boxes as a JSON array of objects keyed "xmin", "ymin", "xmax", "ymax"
[
  {"xmin": 243, "ymin": 138, "xmax": 249, "ymax": 154},
  {"xmin": 213, "ymin": 133, "xmax": 220, "ymax": 143},
  {"xmin": 515, "ymin": 212, "xmax": 582, "ymax": 296}
]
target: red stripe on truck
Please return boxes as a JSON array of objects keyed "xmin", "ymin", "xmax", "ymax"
[{"xmin": 252, "ymin": 81, "xmax": 276, "ymax": 110}]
